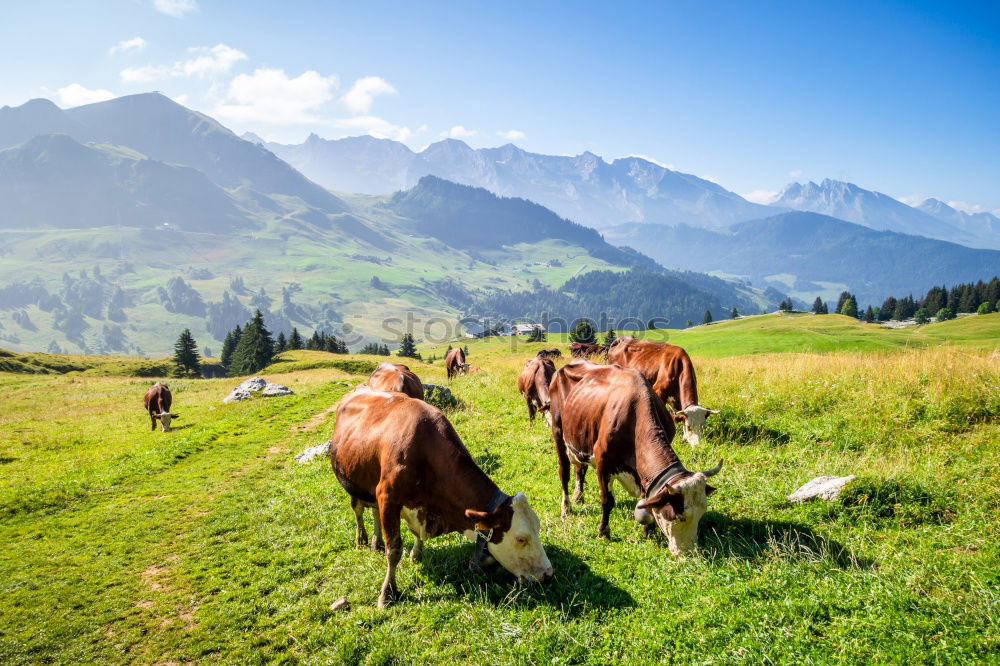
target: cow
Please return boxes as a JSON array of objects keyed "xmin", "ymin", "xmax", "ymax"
[
  {"xmin": 143, "ymin": 382, "xmax": 178, "ymax": 432},
  {"xmin": 329, "ymin": 386, "xmax": 553, "ymax": 608},
  {"xmin": 517, "ymin": 356, "xmax": 556, "ymax": 425},
  {"xmin": 608, "ymin": 337, "xmax": 718, "ymax": 446},
  {"xmin": 548, "ymin": 358, "xmax": 722, "ymax": 554},
  {"xmin": 368, "ymin": 362, "xmax": 424, "ymax": 400},
  {"xmin": 466, "ymin": 365, "xmax": 484, "ymax": 374},
  {"xmin": 536, "ymin": 349, "xmax": 562, "ymax": 359},
  {"xmin": 445, "ymin": 347, "xmax": 469, "ymax": 380},
  {"xmin": 570, "ymin": 342, "xmax": 608, "ymax": 359}
]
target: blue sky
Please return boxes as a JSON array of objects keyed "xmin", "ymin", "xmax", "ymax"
[{"xmin": 2, "ymin": 0, "xmax": 998, "ymax": 211}]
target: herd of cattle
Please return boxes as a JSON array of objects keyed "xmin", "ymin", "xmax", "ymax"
[{"xmin": 142, "ymin": 336, "xmax": 722, "ymax": 608}]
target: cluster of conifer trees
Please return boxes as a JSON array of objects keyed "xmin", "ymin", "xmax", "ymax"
[{"xmin": 807, "ymin": 277, "xmax": 999, "ymax": 323}]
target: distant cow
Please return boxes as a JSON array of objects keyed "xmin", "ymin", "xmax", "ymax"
[
  {"xmin": 536, "ymin": 349, "xmax": 562, "ymax": 359},
  {"xmin": 517, "ymin": 357, "xmax": 556, "ymax": 424},
  {"xmin": 330, "ymin": 386, "xmax": 553, "ymax": 608},
  {"xmin": 445, "ymin": 347, "xmax": 468, "ymax": 380},
  {"xmin": 368, "ymin": 362, "xmax": 424, "ymax": 400},
  {"xmin": 143, "ymin": 382, "xmax": 178, "ymax": 432},
  {"xmin": 608, "ymin": 337, "xmax": 718, "ymax": 446},
  {"xmin": 466, "ymin": 365, "xmax": 484, "ymax": 374},
  {"xmin": 570, "ymin": 342, "xmax": 608, "ymax": 359},
  {"xmin": 548, "ymin": 358, "xmax": 722, "ymax": 554}
]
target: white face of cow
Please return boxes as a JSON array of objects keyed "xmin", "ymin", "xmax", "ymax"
[
  {"xmin": 460, "ymin": 363, "xmax": 470, "ymax": 376},
  {"xmin": 652, "ymin": 473, "xmax": 711, "ymax": 555},
  {"xmin": 679, "ymin": 405, "xmax": 718, "ymax": 447},
  {"xmin": 487, "ymin": 493, "xmax": 553, "ymax": 582},
  {"xmin": 158, "ymin": 412, "xmax": 176, "ymax": 432}
]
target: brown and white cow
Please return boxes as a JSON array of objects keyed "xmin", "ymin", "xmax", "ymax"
[
  {"xmin": 548, "ymin": 358, "xmax": 722, "ymax": 554},
  {"xmin": 608, "ymin": 337, "xmax": 718, "ymax": 446},
  {"xmin": 445, "ymin": 347, "xmax": 469, "ymax": 380},
  {"xmin": 143, "ymin": 382, "xmax": 178, "ymax": 432},
  {"xmin": 517, "ymin": 356, "xmax": 555, "ymax": 425},
  {"xmin": 368, "ymin": 362, "xmax": 424, "ymax": 400},
  {"xmin": 570, "ymin": 342, "xmax": 608, "ymax": 359},
  {"xmin": 329, "ymin": 386, "xmax": 553, "ymax": 608},
  {"xmin": 536, "ymin": 348, "xmax": 562, "ymax": 359}
]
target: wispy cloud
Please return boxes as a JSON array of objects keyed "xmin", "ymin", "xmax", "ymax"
[
  {"xmin": 153, "ymin": 0, "xmax": 198, "ymax": 18},
  {"xmin": 788, "ymin": 169, "xmax": 803, "ymax": 179},
  {"xmin": 334, "ymin": 115, "xmax": 415, "ymax": 142},
  {"xmin": 742, "ymin": 189, "xmax": 779, "ymax": 204},
  {"xmin": 341, "ymin": 76, "xmax": 397, "ymax": 114},
  {"xmin": 120, "ymin": 65, "xmax": 169, "ymax": 83},
  {"xmin": 497, "ymin": 129, "xmax": 525, "ymax": 141},
  {"xmin": 57, "ymin": 83, "xmax": 115, "ymax": 107},
  {"xmin": 119, "ymin": 44, "xmax": 247, "ymax": 83},
  {"xmin": 440, "ymin": 125, "xmax": 477, "ymax": 139},
  {"xmin": 947, "ymin": 200, "xmax": 987, "ymax": 214},
  {"xmin": 212, "ymin": 68, "xmax": 338, "ymax": 125},
  {"xmin": 109, "ymin": 37, "xmax": 146, "ymax": 56}
]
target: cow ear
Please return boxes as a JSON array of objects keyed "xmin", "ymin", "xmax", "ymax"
[
  {"xmin": 705, "ymin": 484, "xmax": 716, "ymax": 496},
  {"xmin": 636, "ymin": 484, "xmax": 684, "ymax": 521},
  {"xmin": 465, "ymin": 509, "xmax": 501, "ymax": 531}
]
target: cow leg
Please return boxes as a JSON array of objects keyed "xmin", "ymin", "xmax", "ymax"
[
  {"xmin": 527, "ymin": 400, "xmax": 536, "ymax": 424},
  {"xmin": 410, "ymin": 537, "xmax": 423, "ymax": 563},
  {"xmin": 596, "ymin": 465, "xmax": 615, "ymax": 539},
  {"xmin": 377, "ymin": 498, "xmax": 402, "ymax": 609},
  {"xmin": 370, "ymin": 506, "xmax": 385, "ymax": 552},
  {"xmin": 643, "ymin": 523, "xmax": 657, "ymax": 539},
  {"xmin": 573, "ymin": 464, "xmax": 587, "ymax": 504},
  {"xmin": 351, "ymin": 498, "xmax": 368, "ymax": 549},
  {"xmin": 554, "ymin": 436, "xmax": 572, "ymax": 518},
  {"xmin": 150, "ymin": 413, "xmax": 157, "ymax": 431}
]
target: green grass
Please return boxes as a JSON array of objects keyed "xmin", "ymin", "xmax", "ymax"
[{"xmin": 0, "ymin": 323, "xmax": 998, "ymax": 663}]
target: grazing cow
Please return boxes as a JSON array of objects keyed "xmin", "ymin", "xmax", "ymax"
[
  {"xmin": 608, "ymin": 337, "xmax": 718, "ymax": 446},
  {"xmin": 570, "ymin": 342, "xmax": 608, "ymax": 359},
  {"xmin": 330, "ymin": 386, "xmax": 553, "ymax": 608},
  {"xmin": 466, "ymin": 365, "xmax": 484, "ymax": 374},
  {"xmin": 536, "ymin": 349, "xmax": 562, "ymax": 359},
  {"xmin": 445, "ymin": 347, "xmax": 468, "ymax": 380},
  {"xmin": 517, "ymin": 356, "xmax": 556, "ymax": 424},
  {"xmin": 368, "ymin": 362, "xmax": 424, "ymax": 400},
  {"xmin": 143, "ymin": 382, "xmax": 178, "ymax": 432},
  {"xmin": 548, "ymin": 358, "xmax": 722, "ymax": 554}
]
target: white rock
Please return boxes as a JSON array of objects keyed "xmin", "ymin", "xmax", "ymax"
[
  {"xmin": 787, "ymin": 475, "xmax": 856, "ymax": 503},
  {"xmin": 261, "ymin": 382, "xmax": 293, "ymax": 397},
  {"xmin": 295, "ymin": 442, "xmax": 330, "ymax": 463},
  {"xmin": 222, "ymin": 376, "xmax": 294, "ymax": 403}
]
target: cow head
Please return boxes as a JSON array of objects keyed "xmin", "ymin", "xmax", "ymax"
[
  {"xmin": 673, "ymin": 405, "xmax": 719, "ymax": 446},
  {"xmin": 466, "ymin": 493, "xmax": 553, "ymax": 582},
  {"xmin": 459, "ymin": 363, "xmax": 470, "ymax": 376},
  {"xmin": 634, "ymin": 461, "xmax": 722, "ymax": 555},
  {"xmin": 158, "ymin": 412, "xmax": 179, "ymax": 432}
]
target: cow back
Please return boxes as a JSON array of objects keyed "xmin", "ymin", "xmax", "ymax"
[{"xmin": 369, "ymin": 362, "xmax": 424, "ymax": 400}]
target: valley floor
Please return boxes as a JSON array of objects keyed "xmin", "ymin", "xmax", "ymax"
[{"xmin": 0, "ymin": 315, "xmax": 997, "ymax": 664}]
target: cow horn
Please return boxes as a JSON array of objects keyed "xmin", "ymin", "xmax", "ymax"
[{"xmin": 702, "ymin": 460, "xmax": 723, "ymax": 477}]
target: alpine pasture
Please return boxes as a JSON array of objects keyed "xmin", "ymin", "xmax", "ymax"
[{"xmin": 1, "ymin": 313, "xmax": 998, "ymax": 664}]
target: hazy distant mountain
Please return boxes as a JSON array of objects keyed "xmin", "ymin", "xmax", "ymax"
[
  {"xmin": 916, "ymin": 198, "xmax": 1000, "ymax": 244},
  {"xmin": 0, "ymin": 134, "xmax": 243, "ymax": 232},
  {"xmin": 605, "ymin": 211, "xmax": 1000, "ymax": 305},
  {"xmin": 260, "ymin": 134, "xmax": 774, "ymax": 229},
  {"xmin": 771, "ymin": 179, "xmax": 996, "ymax": 249},
  {"xmin": 0, "ymin": 93, "xmax": 346, "ymax": 213}
]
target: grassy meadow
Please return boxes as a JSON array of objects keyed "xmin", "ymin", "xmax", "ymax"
[{"xmin": 1, "ymin": 314, "xmax": 998, "ymax": 663}]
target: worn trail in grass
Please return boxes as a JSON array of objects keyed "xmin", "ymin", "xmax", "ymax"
[{"xmin": 1, "ymin": 318, "xmax": 998, "ymax": 663}]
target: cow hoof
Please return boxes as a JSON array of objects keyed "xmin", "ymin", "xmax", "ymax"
[
  {"xmin": 597, "ymin": 527, "xmax": 611, "ymax": 539},
  {"xmin": 643, "ymin": 524, "xmax": 656, "ymax": 539},
  {"xmin": 371, "ymin": 540, "xmax": 385, "ymax": 553},
  {"xmin": 572, "ymin": 492, "xmax": 584, "ymax": 504},
  {"xmin": 377, "ymin": 594, "xmax": 393, "ymax": 610},
  {"xmin": 409, "ymin": 549, "xmax": 422, "ymax": 563}
]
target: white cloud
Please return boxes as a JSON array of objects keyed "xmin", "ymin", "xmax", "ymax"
[
  {"xmin": 897, "ymin": 194, "xmax": 927, "ymax": 207},
  {"xmin": 440, "ymin": 125, "xmax": 477, "ymax": 139},
  {"xmin": 743, "ymin": 189, "xmax": 779, "ymax": 204},
  {"xmin": 57, "ymin": 83, "xmax": 115, "ymax": 107},
  {"xmin": 341, "ymin": 76, "xmax": 397, "ymax": 114},
  {"xmin": 788, "ymin": 169, "xmax": 803, "ymax": 178},
  {"xmin": 174, "ymin": 44, "xmax": 247, "ymax": 78},
  {"xmin": 120, "ymin": 65, "xmax": 169, "ymax": 83},
  {"xmin": 947, "ymin": 200, "xmax": 986, "ymax": 214},
  {"xmin": 334, "ymin": 115, "xmax": 414, "ymax": 142},
  {"xmin": 171, "ymin": 93, "xmax": 190, "ymax": 106},
  {"xmin": 153, "ymin": 0, "xmax": 198, "ymax": 18},
  {"xmin": 109, "ymin": 37, "xmax": 146, "ymax": 56},
  {"xmin": 496, "ymin": 129, "xmax": 525, "ymax": 141},
  {"xmin": 213, "ymin": 68, "xmax": 338, "ymax": 125}
]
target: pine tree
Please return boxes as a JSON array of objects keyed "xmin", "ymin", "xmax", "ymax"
[
  {"xmin": 289, "ymin": 327, "xmax": 303, "ymax": 350},
  {"xmin": 835, "ymin": 291, "xmax": 851, "ymax": 314},
  {"xmin": 172, "ymin": 328, "xmax": 202, "ymax": 378},
  {"xmin": 936, "ymin": 307, "xmax": 953, "ymax": 321},
  {"xmin": 812, "ymin": 297, "xmax": 825, "ymax": 315},
  {"xmin": 276, "ymin": 331, "xmax": 287, "ymax": 352},
  {"xmin": 840, "ymin": 296, "xmax": 858, "ymax": 319},
  {"xmin": 220, "ymin": 324, "xmax": 241, "ymax": 370},
  {"xmin": 229, "ymin": 309, "xmax": 275, "ymax": 375},
  {"xmin": 569, "ymin": 319, "xmax": 596, "ymax": 343},
  {"xmin": 702, "ymin": 310, "xmax": 713, "ymax": 325},
  {"xmin": 729, "ymin": 308, "xmax": 739, "ymax": 319},
  {"xmin": 463, "ymin": 345, "xmax": 469, "ymax": 356},
  {"xmin": 527, "ymin": 326, "xmax": 547, "ymax": 342},
  {"xmin": 397, "ymin": 333, "xmax": 420, "ymax": 359},
  {"xmin": 864, "ymin": 305, "xmax": 875, "ymax": 323},
  {"xmin": 914, "ymin": 308, "xmax": 930, "ymax": 325},
  {"xmin": 603, "ymin": 327, "xmax": 617, "ymax": 346}
]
